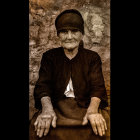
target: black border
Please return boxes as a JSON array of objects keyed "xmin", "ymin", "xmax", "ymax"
[
  {"xmin": 110, "ymin": 0, "xmax": 139, "ymax": 139},
  {"xmin": 1, "ymin": 0, "xmax": 29, "ymax": 139},
  {"xmin": 21, "ymin": 0, "xmax": 139, "ymax": 139}
]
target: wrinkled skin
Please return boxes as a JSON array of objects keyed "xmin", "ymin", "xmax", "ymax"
[
  {"xmin": 82, "ymin": 111, "xmax": 107, "ymax": 136},
  {"xmin": 34, "ymin": 110, "xmax": 57, "ymax": 138},
  {"xmin": 58, "ymin": 29, "xmax": 83, "ymax": 51}
]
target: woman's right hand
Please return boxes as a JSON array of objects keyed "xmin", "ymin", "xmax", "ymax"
[{"xmin": 34, "ymin": 110, "xmax": 57, "ymax": 138}]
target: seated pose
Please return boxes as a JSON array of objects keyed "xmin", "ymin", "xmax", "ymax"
[{"xmin": 29, "ymin": 9, "xmax": 110, "ymax": 140}]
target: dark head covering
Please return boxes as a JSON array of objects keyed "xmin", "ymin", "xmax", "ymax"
[{"xmin": 55, "ymin": 9, "xmax": 84, "ymax": 35}]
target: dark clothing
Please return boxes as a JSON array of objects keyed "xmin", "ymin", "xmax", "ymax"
[
  {"xmin": 31, "ymin": 46, "xmax": 110, "ymax": 140},
  {"xmin": 34, "ymin": 46, "xmax": 108, "ymax": 110}
]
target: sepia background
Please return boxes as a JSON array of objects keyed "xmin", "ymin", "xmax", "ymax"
[{"xmin": 29, "ymin": 0, "xmax": 110, "ymax": 120}]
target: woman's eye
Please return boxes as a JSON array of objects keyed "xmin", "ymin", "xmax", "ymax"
[
  {"xmin": 71, "ymin": 29, "xmax": 79, "ymax": 33},
  {"xmin": 59, "ymin": 29, "xmax": 79, "ymax": 35},
  {"xmin": 60, "ymin": 30, "xmax": 68, "ymax": 34}
]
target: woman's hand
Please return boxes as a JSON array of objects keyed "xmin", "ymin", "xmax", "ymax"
[
  {"xmin": 82, "ymin": 97, "xmax": 107, "ymax": 136},
  {"xmin": 34, "ymin": 96, "xmax": 57, "ymax": 138},
  {"xmin": 34, "ymin": 110, "xmax": 57, "ymax": 138},
  {"xmin": 82, "ymin": 112, "xmax": 107, "ymax": 136}
]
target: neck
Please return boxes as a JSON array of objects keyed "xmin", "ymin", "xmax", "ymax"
[{"xmin": 64, "ymin": 47, "xmax": 79, "ymax": 60}]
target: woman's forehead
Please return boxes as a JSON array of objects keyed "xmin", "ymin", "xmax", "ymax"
[{"xmin": 59, "ymin": 29, "xmax": 80, "ymax": 33}]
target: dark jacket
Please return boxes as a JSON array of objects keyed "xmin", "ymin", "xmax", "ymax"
[{"xmin": 34, "ymin": 46, "xmax": 108, "ymax": 110}]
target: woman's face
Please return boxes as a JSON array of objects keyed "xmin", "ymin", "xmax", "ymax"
[{"xmin": 58, "ymin": 29, "xmax": 83, "ymax": 51}]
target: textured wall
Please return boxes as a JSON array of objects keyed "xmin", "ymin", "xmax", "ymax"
[{"xmin": 29, "ymin": 0, "xmax": 110, "ymax": 120}]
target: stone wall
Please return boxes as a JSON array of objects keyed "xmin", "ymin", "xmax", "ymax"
[{"xmin": 29, "ymin": 0, "xmax": 110, "ymax": 120}]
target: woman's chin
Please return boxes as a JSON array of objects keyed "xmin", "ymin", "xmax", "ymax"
[{"xmin": 63, "ymin": 43, "xmax": 79, "ymax": 50}]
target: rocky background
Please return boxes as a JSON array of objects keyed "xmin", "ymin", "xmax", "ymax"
[{"xmin": 29, "ymin": 0, "xmax": 110, "ymax": 120}]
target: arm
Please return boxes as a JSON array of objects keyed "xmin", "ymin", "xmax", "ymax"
[
  {"xmin": 33, "ymin": 52, "xmax": 56, "ymax": 137},
  {"xmin": 34, "ymin": 52, "xmax": 53, "ymax": 110},
  {"xmin": 82, "ymin": 53, "xmax": 107, "ymax": 136},
  {"xmin": 89, "ymin": 53, "xmax": 107, "ymax": 103},
  {"xmin": 87, "ymin": 97, "xmax": 101, "ymax": 114},
  {"xmin": 41, "ymin": 96, "xmax": 54, "ymax": 115}
]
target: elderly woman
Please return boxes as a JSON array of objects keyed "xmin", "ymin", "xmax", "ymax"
[{"xmin": 29, "ymin": 9, "xmax": 110, "ymax": 140}]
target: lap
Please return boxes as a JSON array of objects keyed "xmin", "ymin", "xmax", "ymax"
[{"xmin": 29, "ymin": 98, "xmax": 110, "ymax": 140}]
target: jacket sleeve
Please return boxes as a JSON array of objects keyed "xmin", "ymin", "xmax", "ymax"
[
  {"xmin": 89, "ymin": 53, "xmax": 108, "ymax": 107},
  {"xmin": 34, "ymin": 52, "xmax": 53, "ymax": 110}
]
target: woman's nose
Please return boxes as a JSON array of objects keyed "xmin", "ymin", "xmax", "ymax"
[{"xmin": 67, "ymin": 31, "xmax": 72, "ymax": 39}]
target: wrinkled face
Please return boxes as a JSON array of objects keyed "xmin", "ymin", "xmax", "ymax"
[{"xmin": 58, "ymin": 29, "xmax": 83, "ymax": 51}]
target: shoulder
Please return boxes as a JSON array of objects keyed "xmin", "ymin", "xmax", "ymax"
[
  {"xmin": 82, "ymin": 48, "xmax": 100, "ymax": 60},
  {"xmin": 81, "ymin": 48, "xmax": 102, "ymax": 65},
  {"xmin": 42, "ymin": 47, "xmax": 62, "ymax": 58}
]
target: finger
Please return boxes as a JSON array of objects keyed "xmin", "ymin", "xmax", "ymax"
[
  {"xmin": 34, "ymin": 118, "xmax": 39, "ymax": 131},
  {"xmin": 39, "ymin": 128, "xmax": 45, "ymax": 138},
  {"xmin": 88, "ymin": 117, "xmax": 98, "ymax": 135},
  {"xmin": 37, "ymin": 128, "xmax": 40, "ymax": 136},
  {"xmin": 39, "ymin": 121, "xmax": 45, "ymax": 138},
  {"xmin": 44, "ymin": 120, "xmax": 51, "ymax": 136},
  {"xmin": 37, "ymin": 120, "xmax": 42, "ymax": 136},
  {"xmin": 100, "ymin": 114, "xmax": 107, "ymax": 130},
  {"xmin": 82, "ymin": 114, "xmax": 88, "ymax": 125},
  {"xmin": 34, "ymin": 120, "xmax": 38, "ymax": 131},
  {"xmin": 99, "ymin": 119, "xmax": 105, "ymax": 136},
  {"xmin": 51, "ymin": 116, "xmax": 57, "ymax": 128},
  {"xmin": 95, "ymin": 119, "xmax": 103, "ymax": 136},
  {"xmin": 102, "ymin": 118, "xmax": 107, "ymax": 130},
  {"xmin": 34, "ymin": 120, "xmax": 38, "ymax": 126}
]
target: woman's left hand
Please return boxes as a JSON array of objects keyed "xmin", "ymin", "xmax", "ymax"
[{"xmin": 82, "ymin": 112, "xmax": 107, "ymax": 136}]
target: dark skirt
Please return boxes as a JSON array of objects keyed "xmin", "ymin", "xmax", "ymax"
[{"xmin": 29, "ymin": 98, "xmax": 110, "ymax": 140}]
